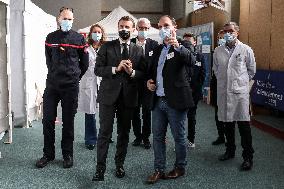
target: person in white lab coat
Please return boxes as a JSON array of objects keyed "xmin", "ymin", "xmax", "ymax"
[
  {"xmin": 78, "ymin": 24, "xmax": 105, "ymax": 150},
  {"xmin": 213, "ymin": 22, "xmax": 256, "ymax": 171}
]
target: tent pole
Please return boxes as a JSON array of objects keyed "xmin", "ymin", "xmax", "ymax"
[
  {"xmin": 4, "ymin": 1, "xmax": 12, "ymax": 144},
  {"xmin": 23, "ymin": 0, "xmax": 30, "ymax": 128}
]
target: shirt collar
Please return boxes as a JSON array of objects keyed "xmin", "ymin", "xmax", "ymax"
[
  {"xmin": 226, "ymin": 39, "xmax": 239, "ymax": 50},
  {"xmin": 162, "ymin": 43, "xmax": 171, "ymax": 49},
  {"xmin": 119, "ymin": 38, "xmax": 131, "ymax": 46},
  {"xmin": 136, "ymin": 38, "xmax": 146, "ymax": 46}
]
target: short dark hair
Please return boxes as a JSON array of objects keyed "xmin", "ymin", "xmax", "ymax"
[
  {"xmin": 118, "ymin": 16, "xmax": 135, "ymax": 28},
  {"xmin": 59, "ymin": 7, "xmax": 73, "ymax": 13},
  {"xmin": 223, "ymin": 22, "xmax": 240, "ymax": 32},
  {"xmin": 160, "ymin": 15, "xmax": 176, "ymax": 26},
  {"xmin": 183, "ymin": 32, "xmax": 196, "ymax": 40}
]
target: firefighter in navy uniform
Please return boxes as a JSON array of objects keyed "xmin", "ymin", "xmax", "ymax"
[{"xmin": 36, "ymin": 7, "xmax": 88, "ymax": 169}]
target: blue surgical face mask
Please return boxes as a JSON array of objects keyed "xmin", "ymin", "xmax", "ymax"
[
  {"xmin": 60, "ymin": 20, "xmax": 73, "ymax": 32},
  {"xmin": 91, "ymin": 32, "xmax": 102, "ymax": 42},
  {"xmin": 159, "ymin": 27, "xmax": 171, "ymax": 40},
  {"xmin": 138, "ymin": 30, "xmax": 148, "ymax": 39},
  {"xmin": 224, "ymin": 32, "xmax": 236, "ymax": 43},
  {"xmin": 218, "ymin": 38, "xmax": 226, "ymax": 46}
]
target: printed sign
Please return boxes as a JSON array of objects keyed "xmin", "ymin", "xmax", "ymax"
[{"xmin": 251, "ymin": 70, "xmax": 284, "ymax": 111}]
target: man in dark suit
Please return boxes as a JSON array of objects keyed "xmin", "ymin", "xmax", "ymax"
[
  {"xmin": 146, "ymin": 15, "xmax": 194, "ymax": 184},
  {"xmin": 92, "ymin": 16, "xmax": 146, "ymax": 181},
  {"xmin": 130, "ymin": 18, "xmax": 159, "ymax": 149}
]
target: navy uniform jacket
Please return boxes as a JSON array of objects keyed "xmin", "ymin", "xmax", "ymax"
[{"xmin": 45, "ymin": 29, "xmax": 89, "ymax": 88}]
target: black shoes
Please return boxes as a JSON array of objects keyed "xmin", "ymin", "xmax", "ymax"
[
  {"xmin": 212, "ymin": 137, "xmax": 225, "ymax": 145},
  {"xmin": 240, "ymin": 159, "xmax": 253, "ymax": 171},
  {"xmin": 63, "ymin": 155, "xmax": 73, "ymax": 168},
  {"xmin": 92, "ymin": 169, "xmax": 105, "ymax": 181},
  {"xmin": 85, "ymin": 144, "xmax": 96, "ymax": 150},
  {"xmin": 132, "ymin": 138, "xmax": 142, "ymax": 146},
  {"xmin": 143, "ymin": 139, "xmax": 151, "ymax": 149},
  {"xmin": 36, "ymin": 154, "xmax": 73, "ymax": 168},
  {"xmin": 92, "ymin": 166, "xmax": 125, "ymax": 181},
  {"xmin": 219, "ymin": 152, "xmax": 253, "ymax": 171},
  {"xmin": 115, "ymin": 166, "xmax": 126, "ymax": 178},
  {"xmin": 218, "ymin": 152, "xmax": 235, "ymax": 161},
  {"xmin": 36, "ymin": 155, "xmax": 54, "ymax": 168}
]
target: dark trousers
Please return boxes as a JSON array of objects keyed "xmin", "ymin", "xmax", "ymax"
[
  {"xmin": 224, "ymin": 121, "xmax": 254, "ymax": 160},
  {"xmin": 84, "ymin": 113, "xmax": 97, "ymax": 145},
  {"xmin": 187, "ymin": 100, "xmax": 198, "ymax": 143},
  {"xmin": 132, "ymin": 104, "xmax": 151, "ymax": 141},
  {"xmin": 42, "ymin": 85, "xmax": 78, "ymax": 159},
  {"xmin": 96, "ymin": 93, "xmax": 134, "ymax": 172},
  {"xmin": 214, "ymin": 106, "xmax": 225, "ymax": 139}
]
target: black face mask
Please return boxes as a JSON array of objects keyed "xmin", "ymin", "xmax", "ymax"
[{"xmin": 119, "ymin": 30, "xmax": 130, "ymax": 40}]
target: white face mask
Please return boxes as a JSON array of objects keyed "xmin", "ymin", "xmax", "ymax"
[
  {"xmin": 224, "ymin": 32, "xmax": 236, "ymax": 43},
  {"xmin": 91, "ymin": 32, "xmax": 102, "ymax": 42},
  {"xmin": 138, "ymin": 30, "xmax": 148, "ymax": 39},
  {"xmin": 159, "ymin": 27, "xmax": 171, "ymax": 40},
  {"xmin": 60, "ymin": 20, "xmax": 73, "ymax": 32}
]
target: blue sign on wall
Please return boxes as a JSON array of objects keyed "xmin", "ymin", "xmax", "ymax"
[
  {"xmin": 251, "ymin": 69, "xmax": 284, "ymax": 111},
  {"xmin": 200, "ymin": 32, "xmax": 211, "ymax": 45}
]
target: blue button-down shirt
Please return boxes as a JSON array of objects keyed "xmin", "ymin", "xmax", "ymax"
[
  {"xmin": 156, "ymin": 44, "xmax": 171, "ymax": 97},
  {"xmin": 225, "ymin": 41, "xmax": 238, "ymax": 57}
]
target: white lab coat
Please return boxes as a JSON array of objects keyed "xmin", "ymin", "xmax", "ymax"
[
  {"xmin": 78, "ymin": 46, "xmax": 101, "ymax": 114},
  {"xmin": 213, "ymin": 40, "xmax": 256, "ymax": 122}
]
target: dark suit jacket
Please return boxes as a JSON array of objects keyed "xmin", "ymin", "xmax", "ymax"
[
  {"xmin": 95, "ymin": 39, "xmax": 146, "ymax": 108},
  {"xmin": 130, "ymin": 37, "xmax": 159, "ymax": 106},
  {"xmin": 130, "ymin": 38, "xmax": 159, "ymax": 70},
  {"xmin": 147, "ymin": 44, "xmax": 195, "ymax": 110},
  {"xmin": 182, "ymin": 41, "xmax": 205, "ymax": 103}
]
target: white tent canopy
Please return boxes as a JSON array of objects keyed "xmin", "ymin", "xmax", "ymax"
[
  {"xmin": 78, "ymin": 6, "xmax": 160, "ymax": 42},
  {"xmin": 10, "ymin": 0, "xmax": 57, "ymax": 130}
]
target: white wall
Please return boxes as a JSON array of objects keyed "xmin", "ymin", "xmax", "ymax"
[
  {"xmin": 101, "ymin": 0, "xmax": 164, "ymax": 24},
  {"xmin": 0, "ymin": 1, "xmax": 9, "ymax": 133},
  {"xmin": 31, "ymin": 0, "xmax": 102, "ymax": 30}
]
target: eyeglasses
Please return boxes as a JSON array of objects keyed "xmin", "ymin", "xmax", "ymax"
[
  {"xmin": 138, "ymin": 26, "xmax": 149, "ymax": 31},
  {"xmin": 59, "ymin": 7, "xmax": 73, "ymax": 13}
]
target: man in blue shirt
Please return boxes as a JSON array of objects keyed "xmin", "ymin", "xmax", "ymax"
[{"xmin": 146, "ymin": 15, "xmax": 194, "ymax": 184}]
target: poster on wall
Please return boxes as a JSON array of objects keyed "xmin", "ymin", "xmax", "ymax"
[{"xmin": 251, "ymin": 69, "xmax": 284, "ymax": 111}]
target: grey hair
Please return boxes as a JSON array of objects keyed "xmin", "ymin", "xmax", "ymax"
[
  {"xmin": 223, "ymin": 22, "xmax": 240, "ymax": 32},
  {"xmin": 137, "ymin": 18, "xmax": 151, "ymax": 27}
]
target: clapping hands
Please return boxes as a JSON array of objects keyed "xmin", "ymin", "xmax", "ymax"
[{"xmin": 116, "ymin": 60, "xmax": 133, "ymax": 75}]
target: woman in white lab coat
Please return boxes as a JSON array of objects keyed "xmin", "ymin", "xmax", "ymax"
[{"xmin": 78, "ymin": 24, "xmax": 105, "ymax": 150}]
